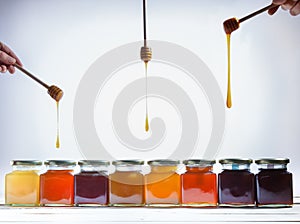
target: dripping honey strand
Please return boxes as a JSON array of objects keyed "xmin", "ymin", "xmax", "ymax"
[
  {"xmin": 145, "ymin": 62, "xmax": 149, "ymax": 132},
  {"xmin": 226, "ymin": 34, "xmax": 232, "ymax": 108},
  {"xmin": 56, "ymin": 101, "xmax": 60, "ymax": 148}
]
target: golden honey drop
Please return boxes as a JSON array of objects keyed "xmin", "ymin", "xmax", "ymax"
[{"xmin": 226, "ymin": 34, "xmax": 232, "ymax": 108}]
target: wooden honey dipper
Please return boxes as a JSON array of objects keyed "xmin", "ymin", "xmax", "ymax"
[
  {"xmin": 223, "ymin": 3, "xmax": 278, "ymax": 34},
  {"xmin": 14, "ymin": 64, "xmax": 63, "ymax": 102}
]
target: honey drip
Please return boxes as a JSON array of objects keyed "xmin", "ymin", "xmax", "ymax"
[
  {"xmin": 145, "ymin": 62, "xmax": 149, "ymax": 132},
  {"xmin": 56, "ymin": 101, "xmax": 60, "ymax": 148},
  {"xmin": 226, "ymin": 34, "xmax": 232, "ymax": 108}
]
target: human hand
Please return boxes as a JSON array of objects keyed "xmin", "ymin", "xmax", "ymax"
[
  {"xmin": 268, "ymin": 0, "xmax": 300, "ymax": 16},
  {"xmin": 0, "ymin": 42, "xmax": 22, "ymax": 74}
]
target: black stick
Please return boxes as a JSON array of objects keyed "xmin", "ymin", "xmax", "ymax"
[
  {"xmin": 239, "ymin": 3, "xmax": 274, "ymax": 23},
  {"xmin": 143, "ymin": 0, "xmax": 147, "ymax": 44}
]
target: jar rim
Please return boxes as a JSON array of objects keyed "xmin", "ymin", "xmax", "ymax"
[
  {"xmin": 219, "ymin": 158, "xmax": 253, "ymax": 165},
  {"xmin": 11, "ymin": 160, "xmax": 43, "ymax": 166},
  {"xmin": 183, "ymin": 159, "xmax": 215, "ymax": 166},
  {"xmin": 44, "ymin": 160, "xmax": 76, "ymax": 166},
  {"xmin": 112, "ymin": 160, "xmax": 144, "ymax": 166},
  {"xmin": 148, "ymin": 159, "xmax": 180, "ymax": 166},
  {"xmin": 255, "ymin": 158, "xmax": 289, "ymax": 165},
  {"xmin": 78, "ymin": 160, "xmax": 110, "ymax": 166}
]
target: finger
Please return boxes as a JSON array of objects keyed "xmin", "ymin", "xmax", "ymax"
[
  {"xmin": 290, "ymin": 1, "xmax": 300, "ymax": 15},
  {"xmin": 1, "ymin": 65, "xmax": 7, "ymax": 73},
  {"xmin": 268, "ymin": 5, "xmax": 280, "ymax": 15},
  {"xmin": 0, "ymin": 50, "xmax": 17, "ymax": 65},
  {"xmin": 272, "ymin": 0, "xmax": 287, "ymax": 4},
  {"xmin": 0, "ymin": 42, "xmax": 22, "ymax": 66},
  {"xmin": 281, "ymin": 0, "xmax": 296, "ymax": 10},
  {"xmin": 8, "ymin": 65, "xmax": 15, "ymax": 74}
]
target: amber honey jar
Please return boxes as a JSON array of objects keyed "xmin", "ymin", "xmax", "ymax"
[
  {"xmin": 181, "ymin": 159, "xmax": 217, "ymax": 207},
  {"xmin": 218, "ymin": 158, "xmax": 255, "ymax": 207},
  {"xmin": 5, "ymin": 160, "xmax": 42, "ymax": 206},
  {"xmin": 145, "ymin": 159, "xmax": 181, "ymax": 207},
  {"xmin": 109, "ymin": 160, "xmax": 145, "ymax": 206},
  {"xmin": 74, "ymin": 160, "xmax": 110, "ymax": 206},
  {"xmin": 255, "ymin": 158, "xmax": 293, "ymax": 207},
  {"xmin": 40, "ymin": 160, "xmax": 76, "ymax": 206}
]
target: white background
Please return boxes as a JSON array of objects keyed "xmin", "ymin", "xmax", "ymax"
[{"xmin": 0, "ymin": 0, "xmax": 299, "ymax": 200}]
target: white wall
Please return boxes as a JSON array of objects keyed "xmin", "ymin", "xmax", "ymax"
[{"xmin": 0, "ymin": 0, "xmax": 299, "ymax": 200}]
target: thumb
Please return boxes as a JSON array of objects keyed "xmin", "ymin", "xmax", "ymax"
[
  {"xmin": 268, "ymin": 5, "xmax": 280, "ymax": 15},
  {"xmin": 0, "ymin": 51, "xmax": 16, "ymax": 65}
]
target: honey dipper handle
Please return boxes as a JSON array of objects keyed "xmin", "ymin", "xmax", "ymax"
[
  {"xmin": 14, "ymin": 64, "xmax": 49, "ymax": 89},
  {"xmin": 239, "ymin": 3, "xmax": 275, "ymax": 23}
]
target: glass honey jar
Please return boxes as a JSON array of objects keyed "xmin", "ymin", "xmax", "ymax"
[
  {"xmin": 40, "ymin": 160, "xmax": 76, "ymax": 206},
  {"xmin": 74, "ymin": 160, "xmax": 110, "ymax": 206},
  {"xmin": 109, "ymin": 160, "xmax": 145, "ymax": 206},
  {"xmin": 181, "ymin": 159, "xmax": 217, "ymax": 207},
  {"xmin": 255, "ymin": 158, "xmax": 293, "ymax": 207},
  {"xmin": 5, "ymin": 160, "xmax": 42, "ymax": 206},
  {"xmin": 145, "ymin": 159, "xmax": 181, "ymax": 207},
  {"xmin": 218, "ymin": 158, "xmax": 255, "ymax": 207}
]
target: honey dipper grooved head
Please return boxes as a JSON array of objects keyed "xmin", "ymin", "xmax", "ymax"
[
  {"xmin": 223, "ymin": 18, "xmax": 240, "ymax": 34},
  {"xmin": 140, "ymin": 46, "xmax": 152, "ymax": 63},
  {"xmin": 48, "ymin": 85, "xmax": 64, "ymax": 102}
]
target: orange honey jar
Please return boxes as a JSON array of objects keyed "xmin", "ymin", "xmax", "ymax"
[
  {"xmin": 40, "ymin": 160, "xmax": 76, "ymax": 206},
  {"xmin": 145, "ymin": 160, "xmax": 181, "ymax": 207},
  {"xmin": 181, "ymin": 159, "xmax": 217, "ymax": 207},
  {"xmin": 109, "ymin": 160, "xmax": 145, "ymax": 206}
]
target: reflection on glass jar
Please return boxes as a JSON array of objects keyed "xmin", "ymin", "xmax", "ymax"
[
  {"xmin": 255, "ymin": 158, "xmax": 293, "ymax": 207},
  {"xmin": 218, "ymin": 158, "xmax": 255, "ymax": 207},
  {"xmin": 5, "ymin": 160, "xmax": 42, "ymax": 206},
  {"xmin": 181, "ymin": 160, "xmax": 217, "ymax": 207},
  {"xmin": 75, "ymin": 160, "xmax": 110, "ymax": 206},
  {"xmin": 40, "ymin": 160, "xmax": 76, "ymax": 206},
  {"xmin": 145, "ymin": 160, "xmax": 181, "ymax": 207},
  {"xmin": 109, "ymin": 160, "xmax": 145, "ymax": 206}
]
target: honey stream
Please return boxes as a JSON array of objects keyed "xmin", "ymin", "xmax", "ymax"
[
  {"xmin": 56, "ymin": 101, "xmax": 60, "ymax": 148},
  {"xmin": 145, "ymin": 62, "xmax": 149, "ymax": 132},
  {"xmin": 226, "ymin": 34, "xmax": 232, "ymax": 108}
]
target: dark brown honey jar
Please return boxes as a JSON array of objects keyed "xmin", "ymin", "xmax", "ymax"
[
  {"xmin": 255, "ymin": 158, "xmax": 293, "ymax": 207},
  {"xmin": 218, "ymin": 158, "xmax": 255, "ymax": 207}
]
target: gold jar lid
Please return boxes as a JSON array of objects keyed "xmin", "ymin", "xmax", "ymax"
[
  {"xmin": 148, "ymin": 159, "xmax": 180, "ymax": 166},
  {"xmin": 44, "ymin": 160, "xmax": 77, "ymax": 167},
  {"xmin": 112, "ymin": 160, "xmax": 144, "ymax": 166},
  {"xmin": 11, "ymin": 160, "xmax": 42, "ymax": 166},
  {"xmin": 183, "ymin": 159, "xmax": 216, "ymax": 167},
  {"xmin": 78, "ymin": 160, "xmax": 110, "ymax": 166}
]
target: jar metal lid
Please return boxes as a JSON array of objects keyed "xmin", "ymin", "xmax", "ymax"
[
  {"xmin": 11, "ymin": 160, "xmax": 43, "ymax": 166},
  {"xmin": 219, "ymin": 158, "xmax": 253, "ymax": 165},
  {"xmin": 255, "ymin": 158, "xmax": 290, "ymax": 165},
  {"xmin": 78, "ymin": 160, "xmax": 110, "ymax": 166},
  {"xmin": 183, "ymin": 159, "xmax": 215, "ymax": 166},
  {"xmin": 112, "ymin": 160, "xmax": 144, "ymax": 166},
  {"xmin": 148, "ymin": 159, "xmax": 180, "ymax": 166},
  {"xmin": 44, "ymin": 160, "xmax": 77, "ymax": 167}
]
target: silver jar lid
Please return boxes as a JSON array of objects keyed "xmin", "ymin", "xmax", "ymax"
[
  {"xmin": 255, "ymin": 158, "xmax": 289, "ymax": 169},
  {"xmin": 11, "ymin": 160, "xmax": 42, "ymax": 166},
  {"xmin": 78, "ymin": 160, "xmax": 110, "ymax": 166},
  {"xmin": 219, "ymin": 158, "xmax": 252, "ymax": 170},
  {"xmin": 183, "ymin": 159, "xmax": 215, "ymax": 167},
  {"xmin": 44, "ymin": 160, "xmax": 77, "ymax": 167},
  {"xmin": 219, "ymin": 158, "xmax": 253, "ymax": 165},
  {"xmin": 112, "ymin": 160, "xmax": 144, "ymax": 166},
  {"xmin": 148, "ymin": 159, "xmax": 180, "ymax": 166},
  {"xmin": 255, "ymin": 158, "xmax": 289, "ymax": 165}
]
